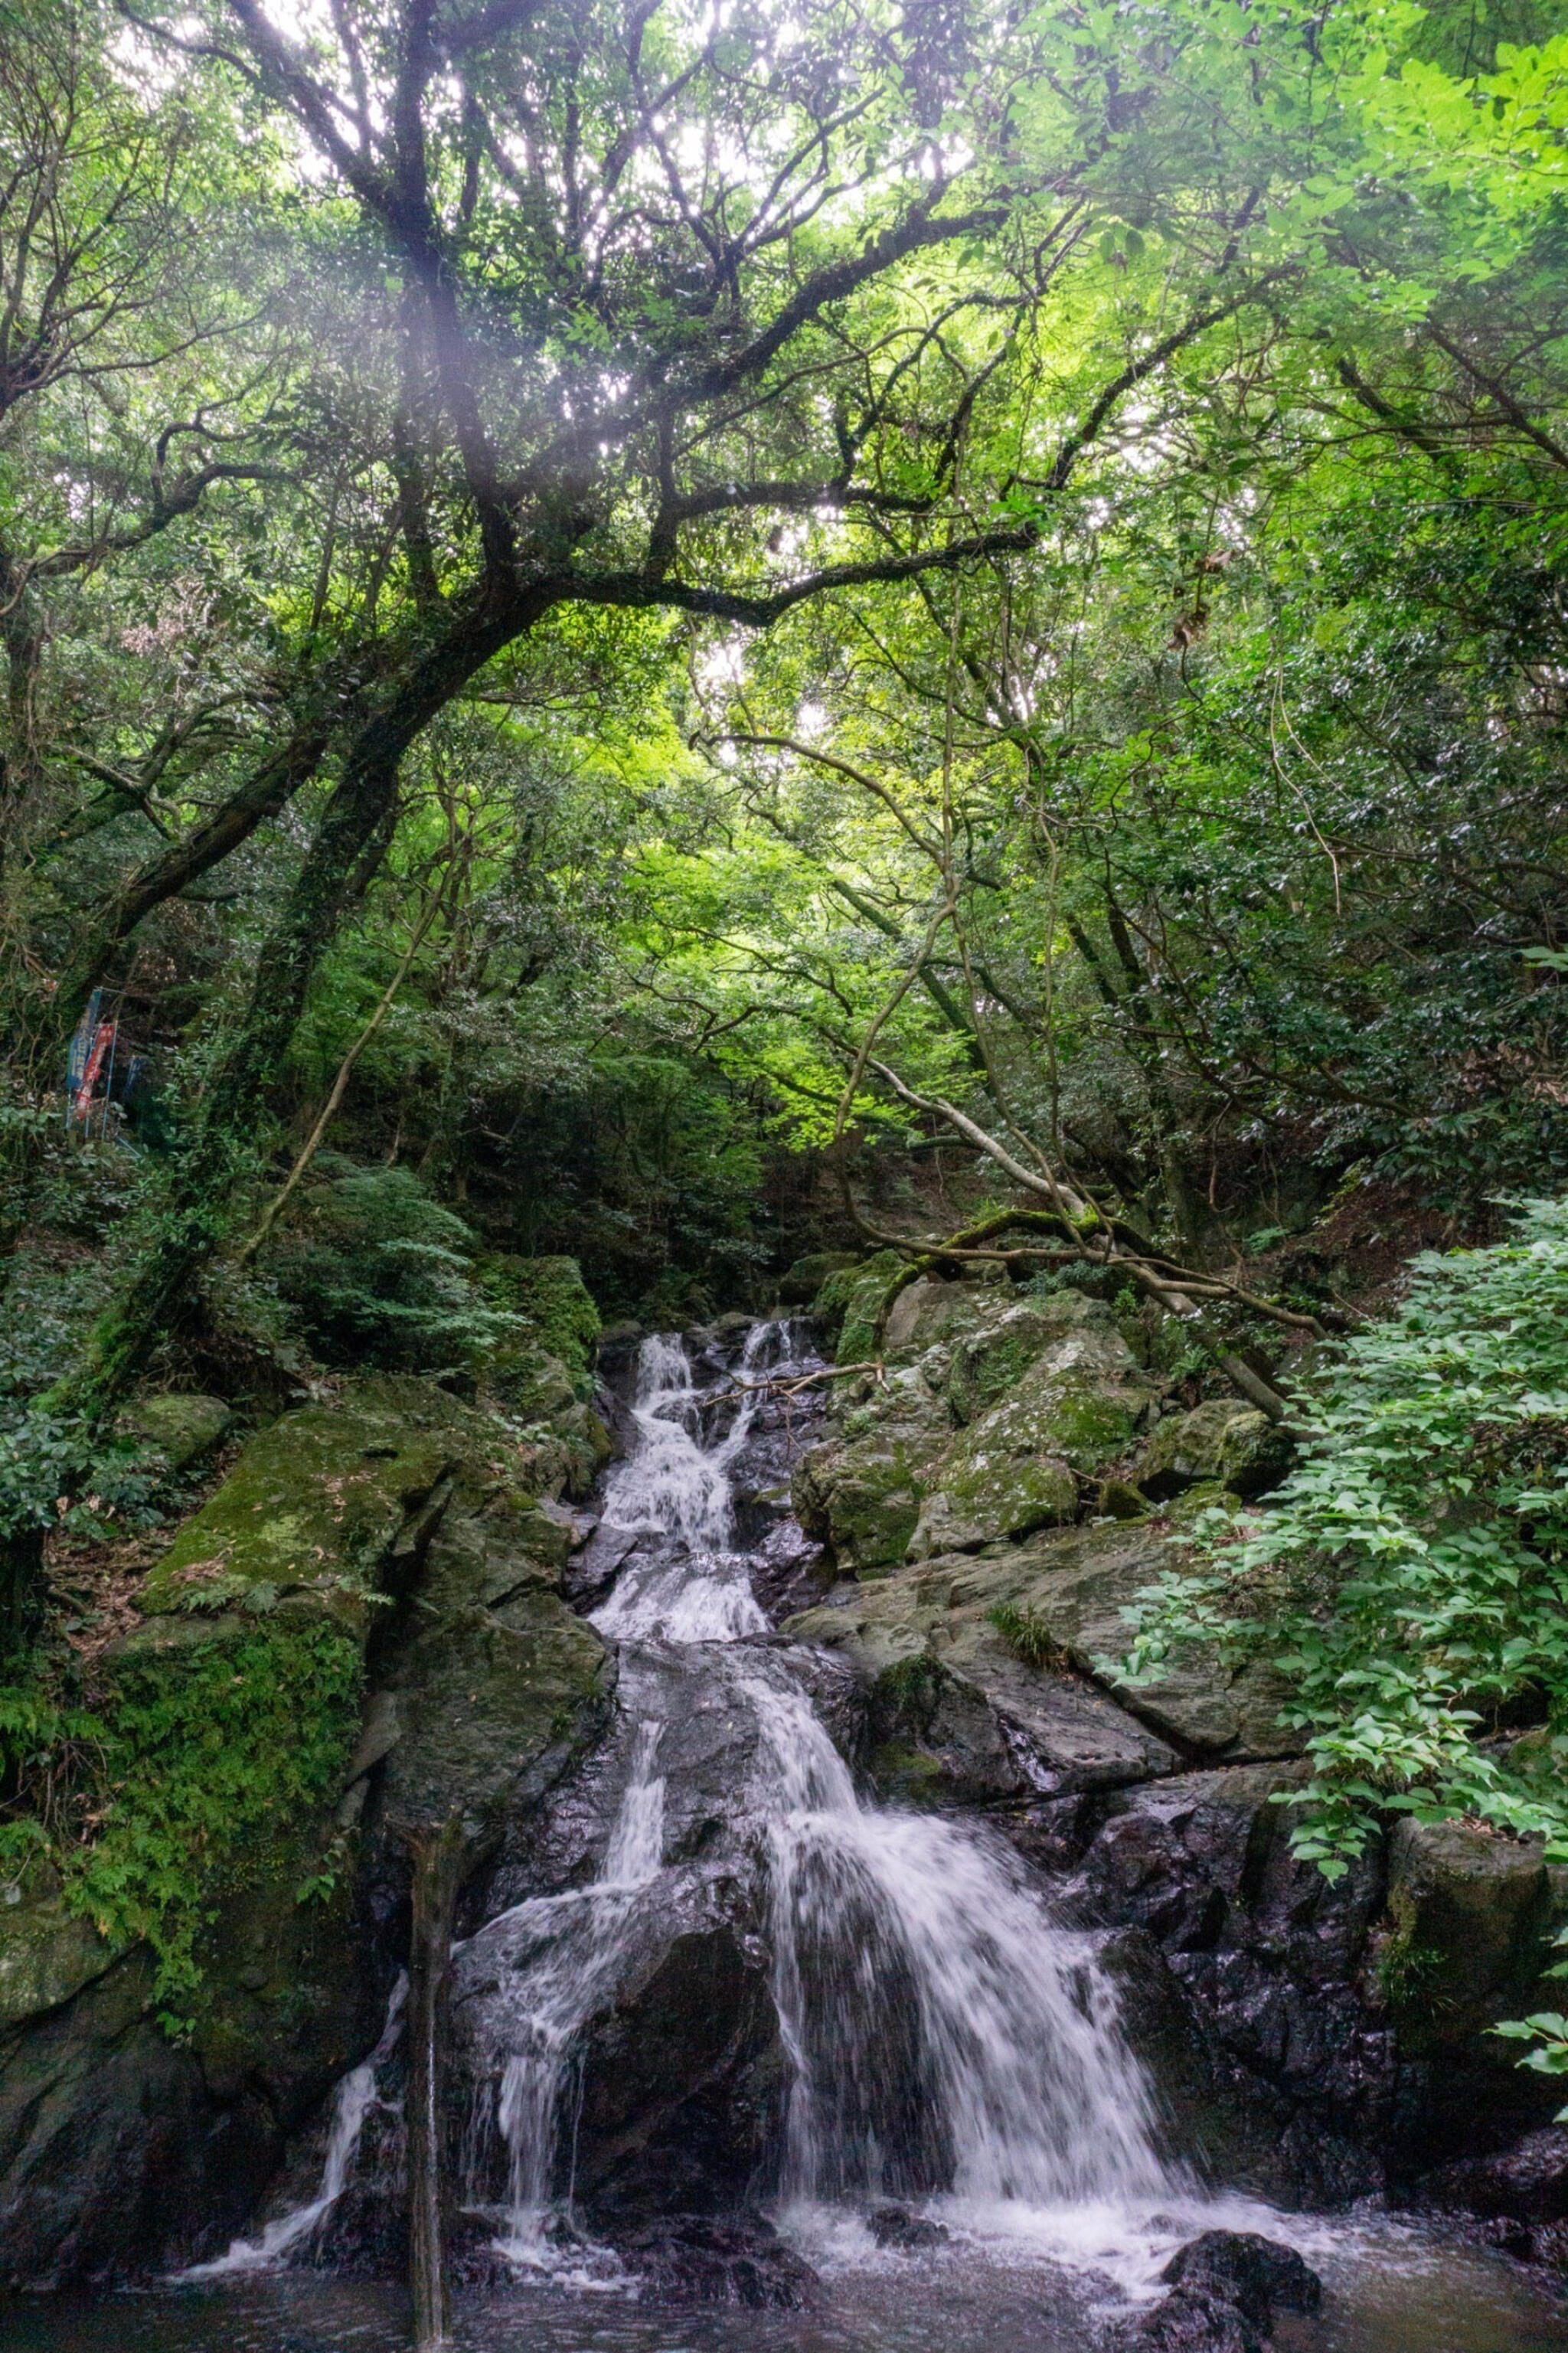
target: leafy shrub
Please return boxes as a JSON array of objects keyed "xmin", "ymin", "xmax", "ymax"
[
  {"xmin": 264, "ymin": 1159, "xmax": 516, "ymax": 1374},
  {"xmin": 1117, "ymin": 1198, "xmax": 1568, "ymax": 1877}
]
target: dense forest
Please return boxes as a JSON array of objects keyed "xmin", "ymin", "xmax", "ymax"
[{"xmin": 1, "ymin": 0, "xmax": 1566, "ymax": 2342}]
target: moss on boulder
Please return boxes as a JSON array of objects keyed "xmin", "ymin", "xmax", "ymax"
[
  {"xmin": 136, "ymin": 1379, "xmax": 473, "ymax": 1634},
  {"xmin": 479, "ymin": 1253, "xmax": 600, "ymax": 1387},
  {"xmin": 816, "ymin": 1250, "xmax": 904, "ymax": 1365},
  {"xmin": 122, "ymin": 1392, "xmax": 233, "ymax": 1473},
  {"xmin": 791, "ymin": 1375, "xmax": 952, "ymax": 1573},
  {"xmin": 1141, "ymin": 1400, "xmax": 1295, "ymax": 1501}
]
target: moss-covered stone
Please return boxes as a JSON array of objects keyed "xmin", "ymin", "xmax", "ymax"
[
  {"xmin": 1141, "ymin": 1400, "xmax": 1295, "ymax": 1500},
  {"xmin": 0, "ymin": 1890, "xmax": 114, "ymax": 2031},
  {"xmin": 816, "ymin": 1250, "xmax": 904, "ymax": 1364},
  {"xmin": 136, "ymin": 1380, "xmax": 472, "ymax": 1633},
  {"xmin": 943, "ymin": 1294, "xmax": 1115, "ymax": 1424},
  {"xmin": 777, "ymin": 1250, "xmax": 860, "ymax": 1305},
  {"xmin": 789, "ymin": 1518, "xmax": 1300, "ymax": 1763},
  {"xmin": 122, "ymin": 1392, "xmax": 233, "ymax": 1472},
  {"xmin": 479, "ymin": 1252, "xmax": 600, "ymax": 1386},
  {"xmin": 791, "ymin": 1376, "xmax": 952, "ymax": 1573}
]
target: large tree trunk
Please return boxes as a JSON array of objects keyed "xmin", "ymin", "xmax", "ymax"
[{"xmin": 57, "ymin": 596, "xmax": 528, "ymax": 1420}]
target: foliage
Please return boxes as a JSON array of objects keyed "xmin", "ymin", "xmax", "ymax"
[
  {"xmin": 0, "ymin": 1623, "xmax": 361, "ymax": 2028},
  {"xmin": 77, "ymin": 1626, "xmax": 363, "ymax": 2026},
  {"xmin": 263, "ymin": 1159, "xmax": 519, "ymax": 1376},
  {"xmin": 478, "ymin": 1254, "xmax": 599, "ymax": 1387},
  {"xmin": 1117, "ymin": 1200, "xmax": 1568, "ymax": 1877},
  {"xmin": 1493, "ymin": 1924, "xmax": 1568, "ymax": 2119},
  {"xmin": 988, "ymin": 1601, "xmax": 1068, "ymax": 1675}
]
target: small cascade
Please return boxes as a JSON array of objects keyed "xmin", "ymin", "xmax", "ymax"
[
  {"xmin": 476, "ymin": 1714, "xmax": 669, "ymax": 2266},
  {"xmin": 467, "ymin": 1320, "xmax": 1179, "ymax": 2276},
  {"xmin": 234, "ymin": 1318, "xmax": 1186, "ymax": 2308},
  {"xmin": 588, "ymin": 1326, "xmax": 777, "ymax": 1642},
  {"xmin": 750, "ymin": 1680, "xmax": 1173, "ymax": 2213},
  {"xmin": 181, "ymin": 1976, "xmax": 407, "ymax": 2279}
]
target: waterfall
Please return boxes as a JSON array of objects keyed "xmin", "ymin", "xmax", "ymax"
[
  {"xmin": 217, "ymin": 1319, "xmax": 1184, "ymax": 2295},
  {"xmin": 588, "ymin": 1327, "xmax": 774, "ymax": 1642},
  {"xmin": 479, "ymin": 1714, "xmax": 669, "ymax": 2266},
  {"xmin": 180, "ymin": 1976, "xmax": 407, "ymax": 2278},
  {"xmin": 750, "ymin": 1679, "xmax": 1171, "ymax": 2211},
  {"xmin": 478, "ymin": 1323, "xmax": 1177, "ymax": 2269}
]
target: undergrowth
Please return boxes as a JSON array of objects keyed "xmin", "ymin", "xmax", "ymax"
[{"xmin": 0, "ymin": 1624, "xmax": 362, "ymax": 2032}]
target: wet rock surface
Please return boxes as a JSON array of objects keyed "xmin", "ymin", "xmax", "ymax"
[
  {"xmin": 1112, "ymin": 2230, "xmax": 1321, "ymax": 2351},
  {"xmin": 609, "ymin": 2211, "xmax": 818, "ymax": 2306}
]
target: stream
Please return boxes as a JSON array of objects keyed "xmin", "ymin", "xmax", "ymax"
[{"xmin": 9, "ymin": 1322, "xmax": 1568, "ymax": 2352}]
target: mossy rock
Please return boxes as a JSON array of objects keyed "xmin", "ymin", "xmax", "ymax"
[
  {"xmin": 778, "ymin": 1250, "xmax": 861, "ymax": 1306},
  {"xmin": 122, "ymin": 1392, "xmax": 234, "ymax": 1473},
  {"xmin": 790, "ymin": 1518, "xmax": 1300, "ymax": 1764},
  {"xmin": 1141, "ymin": 1400, "xmax": 1295, "ymax": 1500},
  {"xmin": 1384, "ymin": 1819, "xmax": 1554, "ymax": 2053},
  {"xmin": 0, "ymin": 1890, "xmax": 115, "ymax": 2031},
  {"xmin": 791, "ymin": 1377, "xmax": 952, "ymax": 1573},
  {"xmin": 880, "ymin": 1274, "xmax": 1027, "ymax": 1361},
  {"xmin": 136, "ymin": 1381, "xmax": 467, "ymax": 1634},
  {"xmin": 478, "ymin": 1253, "xmax": 600, "ymax": 1386},
  {"xmin": 489, "ymin": 1343, "xmax": 579, "ymax": 1422},
  {"xmin": 942, "ymin": 1294, "xmax": 1114, "ymax": 1423},
  {"xmin": 907, "ymin": 1453, "xmax": 1076, "ymax": 1559},
  {"xmin": 816, "ymin": 1250, "xmax": 904, "ymax": 1364}
]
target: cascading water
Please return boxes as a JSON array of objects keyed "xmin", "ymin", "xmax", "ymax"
[
  {"xmin": 466, "ymin": 1712, "xmax": 670, "ymax": 2269},
  {"xmin": 182, "ymin": 1975, "xmax": 408, "ymax": 2278},
  {"xmin": 752, "ymin": 1678, "xmax": 1173, "ymax": 2215},
  {"xmin": 461, "ymin": 1322, "xmax": 1181, "ymax": 2279}
]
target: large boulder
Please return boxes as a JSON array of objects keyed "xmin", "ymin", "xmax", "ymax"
[
  {"xmin": 792, "ymin": 1375, "xmax": 952, "ymax": 1574},
  {"xmin": 120, "ymin": 1391, "xmax": 233, "ymax": 1474},
  {"xmin": 793, "ymin": 1524, "xmax": 1299, "ymax": 1762},
  {"xmin": 1380, "ymin": 1817, "xmax": 1565, "ymax": 2169},
  {"xmin": 1140, "ymin": 1402, "xmax": 1292, "ymax": 1502},
  {"xmin": 777, "ymin": 1251, "xmax": 860, "ymax": 1306},
  {"xmin": 815, "ymin": 1251, "xmax": 905, "ymax": 1365},
  {"xmin": 0, "ymin": 1374, "xmax": 609, "ymax": 2285},
  {"xmin": 136, "ymin": 1377, "xmax": 471, "ymax": 1634},
  {"xmin": 1059, "ymin": 1765, "xmax": 1390, "ymax": 2198},
  {"xmin": 1110, "ymin": 2230, "xmax": 1320, "ymax": 2351}
]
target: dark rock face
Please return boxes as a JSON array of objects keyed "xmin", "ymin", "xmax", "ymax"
[
  {"xmin": 0, "ymin": 1891, "xmax": 376, "ymax": 2284},
  {"xmin": 610, "ymin": 2211, "xmax": 818, "ymax": 2306},
  {"xmin": 1034, "ymin": 1769, "xmax": 1392, "ymax": 2204},
  {"xmin": 1161, "ymin": 2230, "xmax": 1321, "ymax": 2322},
  {"xmin": 572, "ymin": 1916, "xmax": 786, "ymax": 2218},
  {"xmin": 1112, "ymin": 2230, "xmax": 1321, "ymax": 2352},
  {"xmin": 867, "ymin": 2202, "xmax": 949, "ymax": 2249},
  {"xmin": 1418, "ymin": 2125, "xmax": 1568, "ymax": 2223}
]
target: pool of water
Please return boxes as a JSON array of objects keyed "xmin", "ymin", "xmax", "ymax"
[{"xmin": 6, "ymin": 2215, "xmax": 1565, "ymax": 2353}]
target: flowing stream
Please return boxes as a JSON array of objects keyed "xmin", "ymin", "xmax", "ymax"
[
  {"xmin": 466, "ymin": 1326, "xmax": 1179, "ymax": 2271},
  {"xmin": 109, "ymin": 1319, "xmax": 1568, "ymax": 2351}
]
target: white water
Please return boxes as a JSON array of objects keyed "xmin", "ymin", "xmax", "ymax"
[
  {"xmin": 207, "ymin": 1322, "xmax": 1275, "ymax": 2309},
  {"xmin": 751, "ymin": 1678, "xmax": 1171, "ymax": 2211},
  {"xmin": 475, "ymin": 1712, "xmax": 669, "ymax": 2270},
  {"xmin": 588, "ymin": 1328, "xmax": 773, "ymax": 1642},
  {"xmin": 180, "ymin": 1976, "xmax": 407, "ymax": 2279},
  {"xmin": 484, "ymin": 1327, "xmax": 1194, "ymax": 2296}
]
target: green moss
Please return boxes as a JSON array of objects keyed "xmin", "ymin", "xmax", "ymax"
[
  {"xmin": 139, "ymin": 1388, "xmax": 456, "ymax": 1630},
  {"xmin": 817, "ymin": 1251, "xmax": 903, "ymax": 1364},
  {"xmin": 479, "ymin": 1253, "xmax": 601, "ymax": 1390}
]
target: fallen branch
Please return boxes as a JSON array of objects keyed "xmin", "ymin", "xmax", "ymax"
[{"xmin": 704, "ymin": 1359, "xmax": 885, "ymax": 1409}]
